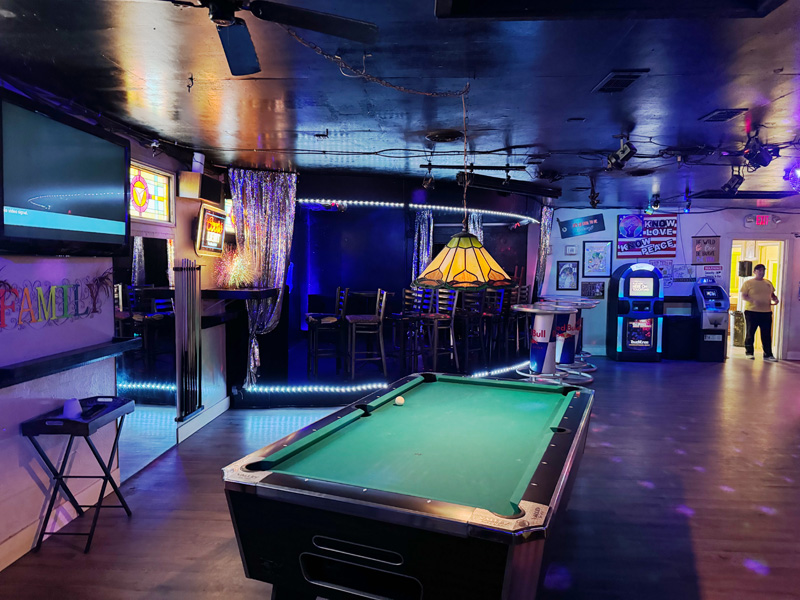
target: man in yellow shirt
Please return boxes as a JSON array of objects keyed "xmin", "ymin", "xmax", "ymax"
[{"xmin": 740, "ymin": 263, "xmax": 779, "ymax": 361}]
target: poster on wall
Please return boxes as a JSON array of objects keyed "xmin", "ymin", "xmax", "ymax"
[
  {"xmin": 673, "ymin": 264, "xmax": 696, "ymax": 283},
  {"xmin": 583, "ymin": 240, "xmax": 612, "ymax": 277},
  {"xmin": 692, "ymin": 236, "xmax": 720, "ymax": 265},
  {"xmin": 0, "ymin": 257, "xmax": 114, "ymax": 367},
  {"xmin": 581, "ymin": 281, "xmax": 605, "ymax": 299},
  {"xmin": 557, "ymin": 214, "xmax": 606, "ymax": 239},
  {"xmin": 617, "ymin": 214, "xmax": 678, "ymax": 259},
  {"xmin": 649, "ymin": 259, "xmax": 674, "ymax": 287},
  {"xmin": 556, "ymin": 261, "xmax": 579, "ymax": 290},
  {"xmin": 703, "ymin": 265, "xmax": 724, "ymax": 279}
]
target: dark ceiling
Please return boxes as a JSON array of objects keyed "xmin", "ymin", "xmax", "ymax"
[{"xmin": 2, "ymin": 0, "xmax": 800, "ymax": 210}]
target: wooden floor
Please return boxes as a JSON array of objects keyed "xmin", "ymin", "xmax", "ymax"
[{"xmin": 1, "ymin": 357, "xmax": 799, "ymax": 599}]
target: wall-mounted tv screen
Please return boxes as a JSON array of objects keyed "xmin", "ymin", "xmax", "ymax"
[
  {"xmin": 195, "ymin": 204, "xmax": 227, "ymax": 257},
  {"xmin": 629, "ymin": 277, "xmax": 654, "ymax": 297},
  {"xmin": 0, "ymin": 90, "xmax": 130, "ymax": 256}
]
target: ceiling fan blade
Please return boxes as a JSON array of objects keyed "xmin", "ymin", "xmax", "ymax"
[
  {"xmin": 217, "ymin": 19, "xmax": 261, "ymax": 76},
  {"xmin": 248, "ymin": 1, "xmax": 379, "ymax": 44}
]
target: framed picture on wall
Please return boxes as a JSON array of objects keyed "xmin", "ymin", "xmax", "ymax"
[
  {"xmin": 557, "ymin": 261, "xmax": 579, "ymax": 290},
  {"xmin": 565, "ymin": 245, "xmax": 578, "ymax": 256},
  {"xmin": 581, "ymin": 281, "xmax": 605, "ymax": 299},
  {"xmin": 583, "ymin": 240, "xmax": 612, "ymax": 277}
]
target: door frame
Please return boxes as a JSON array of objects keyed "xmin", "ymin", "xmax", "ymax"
[{"xmin": 727, "ymin": 235, "xmax": 790, "ymax": 359}]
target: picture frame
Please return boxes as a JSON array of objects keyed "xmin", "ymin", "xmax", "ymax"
[
  {"xmin": 583, "ymin": 240, "xmax": 612, "ymax": 277},
  {"xmin": 581, "ymin": 281, "xmax": 605, "ymax": 299},
  {"xmin": 556, "ymin": 261, "xmax": 579, "ymax": 291},
  {"xmin": 565, "ymin": 245, "xmax": 578, "ymax": 256}
]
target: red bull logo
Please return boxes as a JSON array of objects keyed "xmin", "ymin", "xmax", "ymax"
[{"xmin": 531, "ymin": 329, "xmax": 548, "ymax": 342}]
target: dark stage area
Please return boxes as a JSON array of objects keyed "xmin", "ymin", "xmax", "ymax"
[{"xmin": 2, "ymin": 356, "xmax": 798, "ymax": 599}]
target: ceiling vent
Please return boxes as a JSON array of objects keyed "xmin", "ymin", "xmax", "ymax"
[
  {"xmin": 699, "ymin": 108, "xmax": 749, "ymax": 122},
  {"xmin": 425, "ymin": 129, "xmax": 464, "ymax": 143},
  {"xmin": 592, "ymin": 69, "xmax": 649, "ymax": 93}
]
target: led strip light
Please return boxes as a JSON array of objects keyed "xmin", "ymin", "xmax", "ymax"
[{"xmin": 296, "ymin": 198, "xmax": 537, "ymax": 223}]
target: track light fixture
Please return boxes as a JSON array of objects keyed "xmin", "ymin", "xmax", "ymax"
[
  {"xmin": 422, "ymin": 162, "xmax": 435, "ymax": 190},
  {"xmin": 684, "ymin": 199, "xmax": 692, "ymax": 213},
  {"xmin": 607, "ymin": 135, "xmax": 637, "ymax": 170},
  {"xmin": 652, "ymin": 195, "xmax": 660, "ymax": 210},
  {"xmin": 722, "ymin": 168, "xmax": 745, "ymax": 195}
]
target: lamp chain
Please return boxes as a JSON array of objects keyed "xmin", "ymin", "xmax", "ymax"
[{"xmin": 462, "ymin": 93, "xmax": 469, "ymax": 230}]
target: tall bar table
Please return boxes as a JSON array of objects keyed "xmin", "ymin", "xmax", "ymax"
[
  {"xmin": 511, "ymin": 303, "xmax": 577, "ymax": 385},
  {"xmin": 540, "ymin": 296, "xmax": 601, "ymax": 378}
]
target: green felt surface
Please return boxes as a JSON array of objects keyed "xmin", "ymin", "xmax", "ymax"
[{"xmin": 269, "ymin": 377, "xmax": 574, "ymax": 516}]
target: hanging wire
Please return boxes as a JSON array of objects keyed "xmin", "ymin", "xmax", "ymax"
[
  {"xmin": 462, "ymin": 93, "xmax": 469, "ymax": 229},
  {"xmin": 281, "ymin": 26, "xmax": 470, "ymax": 98}
]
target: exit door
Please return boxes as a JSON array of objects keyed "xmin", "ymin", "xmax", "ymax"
[{"xmin": 729, "ymin": 239, "xmax": 784, "ymax": 357}]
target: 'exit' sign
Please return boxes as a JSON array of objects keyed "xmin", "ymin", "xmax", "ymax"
[{"xmin": 743, "ymin": 214, "xmax": 781, "ymax": 229}]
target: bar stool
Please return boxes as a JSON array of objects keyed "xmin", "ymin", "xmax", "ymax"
[
  {"xmin": 455, "ymin": 290, "xmax": 487, "ymax": 373},
  {"xmin": 481, "ymin": 289, "xmax": 505, "ymax": 363},
  {"xmin": 346, "ymin": 290, "xmax": 388, "ymax": 380},
  {"xmin": 420, "ymin": 289, "xmax": 460, "ymax": 372},
  {"xmin": 387, "ymin": 287, "xmax": 432, "ymax": 372},
  {"xmin": 306, "ymin": 287, "xmax": 348, "ymax": 378}
]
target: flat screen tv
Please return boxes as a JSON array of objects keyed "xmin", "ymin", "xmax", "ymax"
[{"xmin": 0, "ymin": 89, "xmax": 130, "ymax": 256}]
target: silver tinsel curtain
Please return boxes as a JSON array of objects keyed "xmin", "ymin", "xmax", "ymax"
[
  {"xmin": 229, "ymin": 168, "xmax": 297, "ymax": 386},
  {"xmin": 412, "ymin": 210, "xmax": 434, "ymax": 282},
  {"xmin": 467, "ymin": 212, "xmax": 484, "ymax": 244},
  {"xmin": 534, "ymin": 206, "xmax": 554, "ymax": 298},
  {"xmin": 132, "ymin": 236, "xmax": 145, "ymax": 286}
]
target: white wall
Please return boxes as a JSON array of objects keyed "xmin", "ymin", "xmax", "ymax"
[
  {"xmin": 544, "ymin": 208, "xmax": 798, "ymax": 359},
  {"xmin": 0, "ymin": 360, "xmax": 117, "ymax": 571}
]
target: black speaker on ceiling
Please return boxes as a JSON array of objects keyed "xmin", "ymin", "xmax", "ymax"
[{"xmin": 738, "ymin": 261, "xmax": 753, "ymax": 277}]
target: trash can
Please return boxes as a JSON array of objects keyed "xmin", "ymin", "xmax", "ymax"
[{"xmin": 732, "ymin": 310, "xmax": 745, "ymax": 347}]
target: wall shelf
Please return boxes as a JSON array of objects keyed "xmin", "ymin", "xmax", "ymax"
[{"xmin": 0, "ymin": 338, "xmax": 142, "ymax": 390}]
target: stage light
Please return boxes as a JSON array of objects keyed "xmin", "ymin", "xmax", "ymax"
[
  {"xmin": 652, "ymin": 195, "xmax": 660, "ymax": 210},
  {"xmin": 722, "ymin": 171, "xmax": 745, "ymax": 194},
  {"xmin": 743, "ymin": 135, "xmax": 772, "ymax": 169},
  {"xmin": 607, "ymin": 138, "xmax": 637, "ymax": 170},
  {"xmin": 684, "ymin": 200, "xmax": 691, "ymax": 213}
]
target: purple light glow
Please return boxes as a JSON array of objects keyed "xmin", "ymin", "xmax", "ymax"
[
  {"xmin": 638, "ymin": 480, "xmax": 656, "ymax": 489},
  {"xmin": 599, "ymin": 442, "xmax": 614, "ymax": 448},
  {"xmin": 754, "ymin": 460, "xmax": 764, "ymax": 467},
  {"xmin": 733, "ymin": 447, "xmax": 742, "ymax": 453},
  {"xmin": 675, "ymin": 449, "xmax": 686, "ymax": 455},
  {"xmin": 676, "ymin": 505, "xmax": 695, "ymax": 517},
  {"xmin": 783, "ymin": 477, "xmax": 794, "ymax": 483},
  {"xmin": 743, "ymin": 558, "xmax": 770, "ymax": 576},
  {"xmin": 543, "ymin": 564, "xmax": 573, "ymax": 591},
  {"xmin": 693, "ymin": 466, "xmax": 706, "ymax": 472},
  {"xmin": 720, "ymin": 485, "xmax": 735, "ymax": 493},
  {"xmin": 610, "ymin": 456, "xmax": 623, "ymax": 463},
  {"xmin": 757, "ymin": 506, "xmax": 778, "ymax": 516}
]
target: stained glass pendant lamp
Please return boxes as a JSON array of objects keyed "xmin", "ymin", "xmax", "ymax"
[
  {"xmin": 414, "ymin": 230, "xmax": 511, "ymax": 289},
  {"xmin": 413, "ymin": 96, "xmax": 512, "ymax": 290}
]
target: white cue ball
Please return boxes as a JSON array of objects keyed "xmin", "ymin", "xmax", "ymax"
[{"xmin": 394, "ymin": 396, "xmax": 405, "ymax": 406}]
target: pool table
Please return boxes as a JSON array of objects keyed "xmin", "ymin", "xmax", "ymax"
[{"xmin": 223, "ymin": 373, "xmax": 594, "ymax": 600}]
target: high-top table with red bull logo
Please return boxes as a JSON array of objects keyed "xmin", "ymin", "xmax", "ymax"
[
  {"xmin": 511, "ymin": 303, "xmax": 579, "ymax": 384},
  {"xmin": 539, "ymin": 296, "xmax": 601, "ymax": 378}
]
